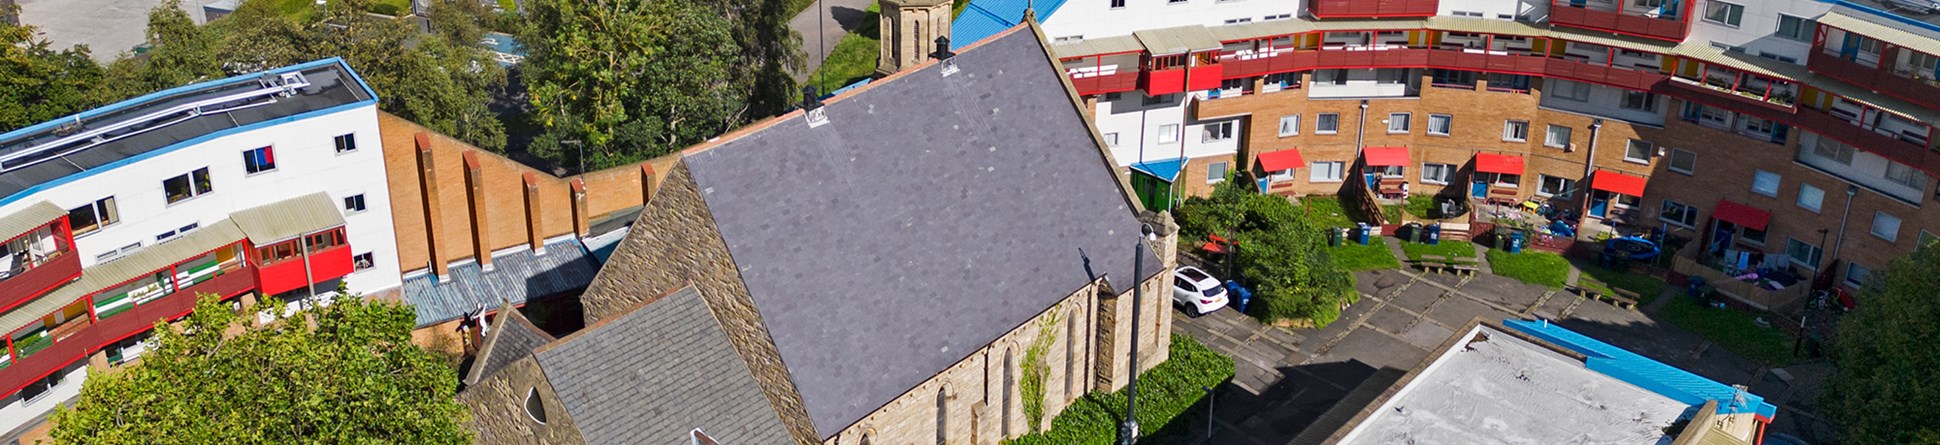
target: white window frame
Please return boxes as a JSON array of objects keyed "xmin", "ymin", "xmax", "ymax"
[
  {"xmin": 1786, "ymin": 237, "xmax": 1823, "ymax": 270},
  {"xmin": 1421, "ymin": 163, "xmax": 1454, "ymax": 185},
  {"xmin": 1660, "ymin": 199, "xmax": 1698, "ymax": 228},
  {"xmin": 1388, "ymin": 113, "xmax": 1411, "ymax": 134},
  {"xmin": 1311, "ymin": 161, "xmax": 1344, "ymax": 182},
  {"xmin": 1503, "ymin": 120, "xmax": 1529, "ymax": 142},
  {"xmin": 1623, "ymin": 139, "xmax": 1652, "ymax": 164},
  {"xmin": 1751, "ymin": 170, "xmax": 1781, "ymax": 197},
  {"xmin": 1871, "ymin": 211, "xmax": 1901, "ymax": 241},
  {"xmin": 1203, "ymin": 121, "xmax": 1235, "ymax": 143},
  {"xmin": 1538, "ymin": 175, "xmax": 1576, "ymax": 198},
  {"xmin": 1797, "ymin": 183, "xmax": 1824, "ymax": 213},
  {"xmin": 1103, "ymin": 132, "xmax": 1119, "ymax": 147},
  {"xmin": 1207, "ymin": 161, "xmax": 1228, "ymax": 184},
  {"xmin": 343, "ymin": 193, "xmax": 369, "ymax": 215},
  {"xmin": 1545, "ymin": 124, "xmax": 1572, "ymax": 149},
  {"xmin": 1668, "ymin": 148, "xmax": 1696, "ymax": 174},
  {"xmin": 1844, "ymin": 262, "xmax": 1870, "ymax": 288},
  {"xmin": 1427, "ymin": 114, "xmax": 1451, "ymax": 136},
  {"xmin": 1317, "ymin": 113, "xmax": 1341, "ymax": 134},
  {"xmin": 1704, "ymin": 1, "xmax": 1744, "ymax": 27},
  {"xmin": 333, "ymin": 133, "xmax": 358, "ymax": 154},
  {"xmin": 1158, "ymin": 124, "xmax": 1180, "ymax": 144},
  {"xmin": 1776, "ymin": 14, "xmax": 1814, "ymax": 41},
  {"xmin": 1278, "ymin": 115, "xmax": 1299, "ymax": 137}
]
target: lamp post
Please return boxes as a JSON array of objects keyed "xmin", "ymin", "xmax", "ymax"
[
  {"xmin": 1203, "ymin": 386, "xmax": 1216, "ymax": 440},
  {"xmin": 1119, "ymin": 223, "xmax": 1156, "ymax": 445}
]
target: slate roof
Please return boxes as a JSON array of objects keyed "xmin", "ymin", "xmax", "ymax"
[
  {"xmin": 464, "ymin": 309, "xmax": 554, "ymax": 386},
  {"xmin": 401, "ymin": 238, "xmax": 602, "ymax": 327},
  {"xmin": 682, "ymin": 26, "xmax": 1161, "ymax": 436},
  {"xmin": 533, "ymin": 287, "xmax": 794, "ymax": 445}
]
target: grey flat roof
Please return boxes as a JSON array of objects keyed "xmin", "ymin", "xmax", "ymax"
[
  {"xmin": 534, "ymin": 287, "xmax": 794, "ymax": 445},
  {"xmin": 0, "ymin": 59, "xmax": 374, "ymax": 206},
  {"xmin": 1336, "ymin": 324, "xmax": 1689, "ymax": 445},
  {"xmin": 401, "ymin": 238, "xmax": 601, "ymax": 327},
  {"xmin": 682, "ymin": 27, "xmax": 1159, "ymax": 436}
]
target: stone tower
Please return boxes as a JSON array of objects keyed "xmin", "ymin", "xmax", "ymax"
[{"xmin": 874, "ymin": 0, "xmax": 954, "ymax": 78}]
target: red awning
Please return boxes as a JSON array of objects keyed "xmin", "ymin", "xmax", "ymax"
[
  {"xmin": 1256, "ymin": 149, "xmax": 1305, "ymax": 172},
  {"xmin": 1590, "ymin": 170, "xmax": 1647, "ymax": 196},
  {"xmin": 1713, "ymin": 199, "xmax": 1772, "ymax": 231},
  {"xmin": 1363, "ymin": 146, "xmax": 1410, "ymax": 167},
  {"xmin": 1475, "ymin": 153, "xmax": 1525, "ymax": 175}
]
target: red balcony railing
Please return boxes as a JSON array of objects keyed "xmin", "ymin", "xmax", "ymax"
[
  {"xmin": 1310, "ymin": 0, "xmax": 1438, "ymax": 18},
  {"xmin": 1659, "ymin": 78, "xmax": 1797, "ymax": 114},
  {"xmin": 1141, "ymin": 64, "xmax": 1223, "ymax": 96},
  {"xmin": 0, "ymin": 265, "xmax": 254, "ymax": 398},
  {"xmin": 1808, "ymin": 48, "xmax": 1940, "ymax": 111},
  {"xmin": 1070, "ymin": 71, "xmax": 1141, "ymax": 96},
  {"xmin": 1549, "ymin": 1, "xmax": 1690, "ymax": 42},
  {"xmin": 1788, "ymin": 108, "xmax": 1940, "ymax": 174},
  {"xmin": 307, "ymin": 244, "xmax": 354, "ymax": 285},
  {"xmin": 1542, "ymin": 57, "xmax": 1668, "ymax": 91},
  {"xmin": 0, "ymin": 250, "xmax": 78, "ymax": 314}
]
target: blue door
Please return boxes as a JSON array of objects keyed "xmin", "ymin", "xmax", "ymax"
[
  {"xmin": 1471, "ymin": 181, "xmax": 1488, "ymax": 199},
  {"xmin": 1589, "ymin": 191, "xmax": 1611, "ymax": 218},
  {"xmin": 1841, "ymin": 34, "xmax": 1860, "ymax": 60}
]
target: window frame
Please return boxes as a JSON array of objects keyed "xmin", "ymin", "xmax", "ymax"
[
  {"xmin": 1387, "ymin": 113, "xmax": 1411, "ymax": 134},
  {"xmin": 343, "ymin": 194, "xmax": 369, "ymax": 214},
  {"xmin": 1871, "ymin": 211, "xmax": 1901, "ymax": 241},
  {"xmin": 1704, "ymin": 1, "xmax": 1744, "ymax": 27},
  {"xmin": 1786, "ymin": 237, "xmax": 1823, "ymax": 270},
  {"xmin": 1537, "ymin": 174, "xmax": 1576, "ymax": 198},
  {"xmin": 163, "ymin": 167, "xmax": 214, "ymax": 205},
  {"xmin": 1157, "ymin": 124, "xmax": 1180, "ymax": 144},
  {"xmin": 333, "ymin": 133, "xmax": 358, "ymax": 154},
  {"xmin": 1503, "ymin": 120, "xmax": 1529, "ymax": 142},
  {"xmin": 1206, "ymin": 161, "xmax": 1228, "ymax": 184},
  {"xmin": 1667, "ymin": 148, "xmax": 1696, "ymax": 174},
  {"xmin": 1623, "ymin": 139, "xmax": 1653, "ymax": 164},
  {"xmin": 1797, "ymin": 183, "xmax": 1825, "ymax": 213},
  {"xmin": 1278, "ymin": 115, "xmax": 1300, "ymax": 137},
  {"xmin": 1427, "ymin": 114, "xmax": 1452, "ymax": 136},
  {"xmin": 67, "ymin": 196, "xmax": 119, "ymax": 237},
  {"xmin": 1317, "ymin": 113, "xmax": 1341, "ymax": 134},
  {"xmin": 1776, "ymin": 14, "xmax": 1814, "ymax": 41},
  {"xmin": 1310, "ymin": 161, "xmax": 1345, "ymax": 182},
  {"xmin": 1844, "ymin": 262, "xmax": 1870, "ymax": 288},
  {"xmin": 1751, "ymin": 170, "xmax": 1781, "ymax": 197},
  {"xmin": 1544, "ymin": 124, "xmax": 1572, "ymax": 149},
  {"xmin": 1421, "ymin": 163, "xmax": 1454, "ymax": 185},
  {"xmin": 1660, "ymin": 199, "xmax": 1699, "ymax": 228},
  {"xmin": 242, "ymin": 146, "xmax": 277, "ymax": 175}
]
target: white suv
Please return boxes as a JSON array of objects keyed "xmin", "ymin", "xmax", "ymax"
[{"xmin": 1171, "ymin": 266, "xmax": 1229, "ymax": 316}]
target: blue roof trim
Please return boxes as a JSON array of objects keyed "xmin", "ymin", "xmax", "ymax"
[
  {"xmin": 828, "ymin": 78, "xmax": 873, "ymax": 97},
  {"xmin": 0, "ymin": 58, "xmax": 373, "ymax": 142},
  {"xmin": 1131, "ymin": 157, "xmax": 1185, "ymax": 183},
  {"xmin": 948, "ymin": 0, "xmax": 1069, "ymax": 50},
  {"xmin": 1504, "ymin": 319, "xmax": 1780, "ymax": 419},
  {"xmin": 1822, "ymin": 0, "xmax": 1940, "ymax": 35}
]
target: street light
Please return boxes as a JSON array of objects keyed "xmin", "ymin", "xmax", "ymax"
[
  {"xmin": 1202, "ymin": 386, "xmax": 1216, "ymax": 440},
  {"xmin": 1119, "ymin": 223, "xmax": 1156, "ymax": 445}
]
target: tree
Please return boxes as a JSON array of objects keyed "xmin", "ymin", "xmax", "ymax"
[
  {"xmin": 517, "ymin": 0, "xmax": 754, "ymax": 171},
  {"xmin": 50, "ymin": 293, "xmax": 471, "ymax": 444},
  {"xmin": 1174, "ymin": 180, "xmax": 1356, "ymax": 326},
  {"xmin": 1823, "ymin": 243, "xmax": 1940, "ymax": 445},
  {"xmin": 0, "ymin": 6, "xmax": 107, "ymax": 131}
]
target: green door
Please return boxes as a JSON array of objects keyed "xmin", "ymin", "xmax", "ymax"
[{"xmin": 1131, "ymin": 172, "xmax": 1174, "ymax": 211}]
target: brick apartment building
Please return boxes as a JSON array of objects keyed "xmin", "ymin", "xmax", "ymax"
[
  {"xmin": 966, "ymin": 0, "xmax": 1940, "ymax": 312},
  {"xmin": 457, "ymin": 24, "xmax": 1180, "ymax": 445}
]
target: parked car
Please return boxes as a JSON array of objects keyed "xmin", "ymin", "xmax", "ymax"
[{"xmin": 1171, "ymin": 266, "xmax": 1229, "ymax": 316}]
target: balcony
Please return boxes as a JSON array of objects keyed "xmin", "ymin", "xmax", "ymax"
[
  {"xmin": 1142, "ymin": 63, "xmax": 1223, "ymax": 96},
  {"xmin": 1549, "ymin": 1, "xmax": 1689, "ymax": 42},
  {"xmin": 1661, "ymin": 77, "xmax": 1797, "ymax": 114},
  {"xmin": 1312, "ymin": 47, "xmax": 1433, "ymax": 69},
  {"xmin": 1219, "ymin": 48, "xmax": 1314, "ymax": 79},
  {"xmin": 307, "ymin": 244, "xmax": 353, "ymax": 285},
  {"xmin": 1069, "ymin": 70, "xmax": 1141, "ymax": 96},
  {"xmin": 1310, "ymin": 0, "xmax": 1438, "ymax": 18},
  {"xmin": 1809, "ymin": 49, "xmax": 1940, "ymax": 111},
  {"xmin": 1789, "ymin": 108, "xmax": 1940, "ymax": 174},
  {"xmin": 1542, "ymin": 57, "xmax": 1667, "ymax": 91},
  {"xmin": 0, "ymin": 249, "xmax": 78, "ymax": 314},
  {"xmin": 0, "ymin": 263, "xmax": 255, "ymax": 397}
]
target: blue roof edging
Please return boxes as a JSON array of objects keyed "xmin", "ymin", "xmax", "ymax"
[
  {"xmin": 948, "ymin": 0, "xmax": 1070, "ymax": 50},
  {"xmin": 1503, "ymin": 319, "xmax": 1780, "ymax": 420},
  {"xmin": 1822, "ymin": 0, "xmax": 1940, "ymax": 35},
  {"xmin": 0, "ymin": 57, "xmax": 375, "ymax": 142}
]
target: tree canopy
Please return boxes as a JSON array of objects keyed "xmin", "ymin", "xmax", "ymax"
[
  {"xmin": 1823, "ymin": 243, "xmax": 1940, "ymax": 445},
  {"xmin": 1174, "ymin": 181, "xmax": 1357, "ymax": 326},
  {"xmin": 50, "ymin": 293, "xmax": 470, "ymax": 444},
  {"xmin": 0, "ymin": 6, "xmax": 108, "ymax": 131}
]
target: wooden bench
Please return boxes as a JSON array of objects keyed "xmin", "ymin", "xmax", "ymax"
[
  {"xmin": 1446, "ymin": 257, "xmax": 1480, "ymax": 275},
  {"xmin": 1568, "ymin": 285, "xmax": 1640, "ymax": 311},
  {"xmin": 1411, "ymin": 255, "xmax": 1448, "ymax": 273},
  {"xmin": 1608, "ymin": 288, "xmax": 1642, "ymax": 311}
]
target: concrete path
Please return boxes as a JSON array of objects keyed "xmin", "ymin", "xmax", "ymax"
[{"xmin": 787, "ymin": 0, "xmax": 876, "ymax": 82}]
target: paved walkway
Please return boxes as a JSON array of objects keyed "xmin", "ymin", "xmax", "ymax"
[
  {"xmin": 787, "ymin": 0, "xmax": 876, "ymax": 82},
  {"xmin": 1170, "ymin": 241, "xmax": 1837, "ymax": 444}
]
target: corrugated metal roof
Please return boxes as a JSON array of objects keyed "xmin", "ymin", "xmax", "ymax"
[
  {"xmin": 950, "ymin": 0, "xmax": 1070, "ymax": 50},
  {"xmin": 0, "ymin": 202, "xmax": 64, "ymax": 241},
  {"xmin": 1804, "ymin": 71, "xmax": 1940, "ymax": 125},
  {"xmin": 1053, "ymin": 35, "xmax": 1144, "ymax": 58},
  {"xmin": 229, "ymin": 192, "xmax": 345, "ymax": 244},
  {"xmin": 1135, "ymin": 26, "xmax": 1223, "ymax": 55},
  {"xmin": 401, "ymin": 239, "xmax": 601, "ymax": 327},
  {"xmin": 0, "ymin": 221, "xmax": 245, "ymax": 335},
  {"xmin": 1820, "ymin": 7, "xmax": 1940, "ymax": 58}
]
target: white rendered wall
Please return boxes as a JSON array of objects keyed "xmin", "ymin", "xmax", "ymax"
[
  {"xmin": 1538, "ymin": 79, "xmax": 1669, "ymax": 126},
  {"xmin": 1796, "ymin": 133, "xmax": 1930, "ymax": 204},
  {"xmin": 0, "ymin": 104, "xmax": 403, "ymax": 297},
  {"xmin": 1439, "ymin": 0, "xmax": 1546, "ymax": 20},
  {"xmin": 0, "ymin": 364, "xmax": 83, "ymax": 439},
  {"xmin": 1686, "ymin": 0, "xmax": 1831, "ymax": 64},
  {"xmin": 1038, "ymin": 0, "xmax": 1302, "ymax": 42}
]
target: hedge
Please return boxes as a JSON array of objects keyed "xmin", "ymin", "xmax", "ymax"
[{"xmin": 1006, "ymin": 334, "xmax": 1235, "ymax": 445}]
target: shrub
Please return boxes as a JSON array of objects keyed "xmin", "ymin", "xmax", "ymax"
[{"xmin": 1007, "ymin": 335, "xmax": 1234, "ymax": 445}]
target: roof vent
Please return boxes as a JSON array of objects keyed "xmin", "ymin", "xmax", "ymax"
[
  {"xmin": 800, "ymin": 86, "xmax": 829, "ymax": 128},
  {"xmin": 931, "ymin": 36, "xmax": 958, "ymax": 77}
]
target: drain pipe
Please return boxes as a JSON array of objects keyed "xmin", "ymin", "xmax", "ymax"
[
  {"xmin": 1830, "ymin": 185, "xmax": 1859, "ymax": 269},
  {"xmin": 1578, "ymin": 118, "xmax": 1603, "ymax": 226}
]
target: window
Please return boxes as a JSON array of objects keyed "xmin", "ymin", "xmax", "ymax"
[
  {"xmin": 1812, "ymin": 138, "xmax": 1855, "ymax": 165},
  {"xmin": 163, "ymin": 168, "xmax": 213, "ymax": 204},
  {"xmin": 1317, "ymin": 113, "xmax": 1340, "ymax": 134},
  {"xmin": 19, "ymin": 373, "xmax": 62, "ymax": 402},
  {"xmin": 1203, "ymin": 121, "xmax": 1234, "ymax": 142},
  {"xmin": 1545, "ymin": 125, "xmax": 1571, "ymax": 148},
  {"xmin": 1503, "ymin": 120, "xmax": 1529, "ymax": 142},
  {"xmin": 1923, "ymin": 230, "xmax": 1938, "ymax": 247},
  {"xmin": 1110, "ymin": 0, "xmax": 1125, "ymax": 7},
  {"xmin": 343, "ymin": 194, "xmax": 368, "ymax": 214},
  {"xmin": 1885, "ymin": 162, "xmax": 1927, "ymax": 190},
  {"xmin": 1430, "ymin": 69, "xmax": 1476, "ymax": 88},
  {"xmin": 333, "ymin": 133, "xmax": 358, "ymax": 153},
  {"xmin": 1620, "ymin": 91, "xmax": 1658, "ymax": 112},
  {"xmin": 1786, "ymin": 238, "xmax": 1823, "ymax": 269},
  {"xmin": 1278, "ymin": 115, "xmax": 1300, "ymax": 136},
  {"xmin": 1661, "ymin": 199, "xmax": 1698, "ymax": 227},
  {"xmin": 67, "ymin": 197, "xmax": 119, "ymax": 236},
  {"xmin": 243, "ymin": 146, "xmax": 276, "ymax": 174},
  {"xmin": 1538, "ymin": 175, "xmax": 1576, "ymax": 198},
  {"xmin": 353, "ymin": 252, "xmax": 375, "ymax": 271},
  {"xmin": 1427, "ymin": 114, "xmax": 1451, "ymax": 136},
  {"xmin": 1741, "ymin": 226, "xmax": 1767, "ymax": 245},
  {"xmin": 154, "ymin": 223, "xmax": 197, "ymax": 244},
  {"xmin": 1264, "ymin": 13, "xmax": 1292, "ymax": 20},
  {"xmin": 1550, "ymin": 80, "xmax": 1591, "ymax": 101},
  {"xmin": 1872, "ymin": 211, "xmax": 1902, "ymax": 241},
  {"xmin": 1668, "ymin": 148, "xmax": 1696, "ymax": 174},
  {"xmin": 1103, "ymin": 132, "xmax": 1119, "ymax": 147},
  {"xmin": 936, "ymin": 388, "xmax": 949, "ymax": 445},
  {"xmin": 1684, "ymin": 101, "xmax": 1732, "ymax": 128},
  {"xmin": 1141, "ymin": 93, "xmax": 1169, "ymax": 106},
  {"xmin": 1624, "ymin": 139, "xmax": 1652, "ymax": 163},
  {"xmin": 1487, "ymin": 73, "xmax": 1531, "ymax": 93},
  {"xmin": 1776, "ymin": 15, "xmax": 1814, "ymax": 41},
  {"xmin": 1845, "ymin": 262, "xmax": 1870, "ymax": 287},
  {"xmin": 1737, "ymin": 116, "xmax": 1787, "ymax": 143},
  {"xmin": 1207, "ymin": 162, "xmax": 1228, "ymax": 184},
  {"xmin": 1704, "ymin": 1, "xmax": 1743, "ymax": 26},
  {"xmin": 1315, "ymin": 69, "xmax": 1347, "ymax": 85},
  {"xmin": 1422, "ymin": 163, "xmax": 1454, "ymax": 184},
  {"xmin": 1797, "ymin": 183, "xmax": 1824, "ymax": 212},
  {"xmin": 1387, "ymin": 113, "xmax": 1411, "ymax": 133},
  {"xmin": 1157, "ymin": 124, "xmax": 1179, "ymax": 144},
  {"xmin": 525, "ymin": 388, "xmax": 548, "ymax": 424},
  {"xmin": 1492, "ymin": 173, "xmax": 1522, "ymax": 186},
  {"xmin": 1064, "ymin": 313, "xmax": 1077, "ymax": 397},
  {"xmin": 1264, "ymin": 73, "xmax": 1300, "ymax": 90},
  {"xmin": 1222, "ymin": 17, "xmax": 1252, "ymax": 24},
  {"xmin": 1751, "ymin": 170, "xmax": 1781, "ymax": 197},
  {"xmin": 1311, "ymin": 161, "xmax": 1344, "ymax": 182}
]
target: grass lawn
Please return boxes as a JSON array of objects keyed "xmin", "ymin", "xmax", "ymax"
[
  {"xmin": 805, "ymin": 4, "xmax": 881, "ymax": 96},
  {"xmin": 1401, "ymin": 240, "xmax": 1475, "ymax": 260},
  {"xmin": 498, "ymin": 0, "xmax": 517, "ymax": 12},
  {"xmin": 1578, "ymin": 265, "xmax": 1670, "ymax": 304},
  {"xmin": 1294, "ymin": 195, "xmax": 1356, "ymax": 229},
  {"xmin": 1658, "ymin": 297, "xmax": 1794, "ymax": 365},
  {"xmin": 1484, "ymin": 250, "xmax": 1570, "ymax": 288},
  {"xmin": 264, "ymin": 0, "xmax": 412, "ymax": 18},
  {"xmin": 1380, "ymin": 204, "xmax": 1403, "ymax": 224},
  {"xmin": 1333, "ymin": 242, "xmax": 1400, "ymax": 272},
  {"xmin": 1403, "ymin": 195, "xmax": 1436, "ymax": 219}
]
